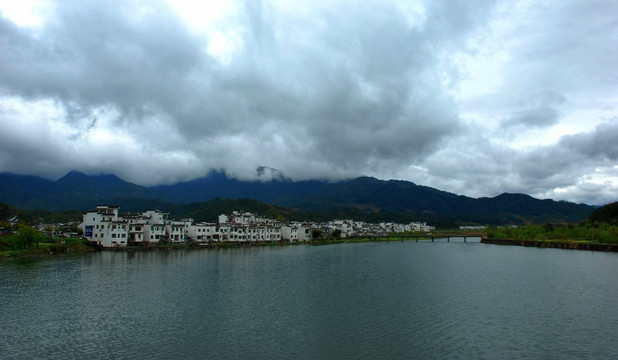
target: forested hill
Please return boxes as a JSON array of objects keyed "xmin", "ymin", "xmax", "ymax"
[
  {"xmin": 0, "ymin": 171, "xmax": 596, "ymax": 225},
  {"xmin": 588, "ymin": 201, "xmax": 618, "ymax": 224}
]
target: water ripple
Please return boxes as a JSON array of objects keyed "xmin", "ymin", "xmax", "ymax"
[{"xmin": 1, "ymin": 245, "xmax": 617, "ymax": 359}]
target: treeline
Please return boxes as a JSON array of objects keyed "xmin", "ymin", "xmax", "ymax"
[
  {"xmin": 0, "ymin": 224, "xmax": 93, "ymax": 257},
  {"xmin": 1, "ymin": 202, "xmax": 89, "ymax": 257},
  {"xmin": 0, "ymin": 201, "xmax": 83, "ymax": 226},
  {"xmin": 486, "ymin": 201, "xmax": 618, "ymax": 244},
  {"xmin": 589, "ymin": 201, "xmax": 618, "ymax": 224},
  {"xmin": 487, "ymin": 221, "xmax": 618, "ymax": 244}
]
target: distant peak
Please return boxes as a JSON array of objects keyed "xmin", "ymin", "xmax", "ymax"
[
  {"xmin": 57, "ymin": 171, "xmax": 89, "ymax": 181},
  {"xmin": 256, "ymin": 166, "xmax": 285, "ymax": 181},
  {"xmin": 64, "ymin": 170, "xmax": 87, "ymax": 177},
  {"xmin": 496, "ymin": 192, "xmax": 534, "ymax": 199},
  {"xmin": 56, "ymin": 171, "xmax": 125, "ymax": 184}
]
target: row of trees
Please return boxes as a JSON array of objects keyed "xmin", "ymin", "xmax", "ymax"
[
  {"xmin": 486, "ymin": 221, "xmax": 618, "ymax": 243},
  {"xmin": 486, "ymin": 202, "xmax": 618, "ymax": 243},
  {"xmin": 310, "ymin": 229, "xmax": 342, "ymax": 244},
  {"xmin": 1, "ymin": 223, "xmax": 88, "ymax": 256},
  {"xmin": 0, "ymin": 228, "xmax": 93, "ymax": 258}
]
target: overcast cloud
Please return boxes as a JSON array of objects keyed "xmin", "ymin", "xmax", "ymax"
[{"xmin": 0, "ymin": 0, "xmax": 617, "ymax": 205}]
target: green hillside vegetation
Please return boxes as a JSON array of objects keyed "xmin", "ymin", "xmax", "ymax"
[
  {"xmin": 486, "ymin": 202, "xmax": 618, "ymax": 244},
  {"xmin": 0, "ymin": 171, "xmax": 595, "ymax": 225},
  {"xmin": 1, "ymin": 201, "xmax": 83, "ymax": 224},
  {"xmin": 1, "ymin": 202, "xmax": 87, "ymax": 258},
  {"xmin": 168, "ymin": 198, "xmax": 305, "ymax": 223},
  {"xmin": 588, "ymin": 201, "xmax": 618, "ymax": 224},
  {"xmin": 486, "ymin": 222, "xmax": 618, "ymax": 244},
  {"xmin": 164, "ymin": 198, "xmax": 457, "ymax": 225}
]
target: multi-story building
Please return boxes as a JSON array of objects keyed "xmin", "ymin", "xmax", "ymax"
[
  {"xmin": 187, "ymin": 223, "xmax": 218, "ymax": 243},
  {"xmin": 82, "ymin": 206, "xmax": 433, "ymax": 248},
  {"xmin": 82, "ymin": 206, "xmax": 125, "ymax": 247},
  {"xmin": 281, "ymin": 222, "xmax": 313, "ymax": 242}
]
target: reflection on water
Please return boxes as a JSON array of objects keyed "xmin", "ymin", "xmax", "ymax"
[{"xmin": 1, "ymin": 241, "xmax": 616, "ymax": 359}]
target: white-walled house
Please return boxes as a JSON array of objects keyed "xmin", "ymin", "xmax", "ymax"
[
  {"xmin": 167, "ymin": 220, "xmax": 191, "ymax": 243},
  {"xmin": 187, "ymin": 223, "xmax": 218, "ymax": 242},
  {"xmin": 82, "ymin": 206, "xmax": 174, "ymax": 247},
  {"xmin": 82, "ymin": 206, "xmax": 434, "ymax": 248},
  {"xmin": 281, "ymin": 222, "xmax": 313, "ymax": 242},
  {"xmin": 141, "ymin": 210, "xmax": 168, "ymax": 224},
  {"xmin": 145, "ymin": 224, "xmax": 167, "ymax": 243},
  {"xmin": 82, "ymin": 206, "xmax": 124, "ymax": 247}
]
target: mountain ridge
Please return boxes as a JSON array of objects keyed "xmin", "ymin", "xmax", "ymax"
[{"xmin": 0, "ymin": 171, "xmax": 596, "ymax": 225}]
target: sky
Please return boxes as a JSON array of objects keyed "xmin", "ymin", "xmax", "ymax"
[{"xmin": 0, "ymin": 0, "xmax": 617, "ymax": 206}]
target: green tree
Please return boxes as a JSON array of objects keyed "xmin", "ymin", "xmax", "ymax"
[
  {"xmin": 69, "ymin": 224, "xmax": 83, "ymax": 235},
  {"xmin": 16, "ymin": 225, "xmax": 44, "ymax": 249},
  {"xmin": 521, "ymin": 225, "xmax": 544, "ymax": 240}
]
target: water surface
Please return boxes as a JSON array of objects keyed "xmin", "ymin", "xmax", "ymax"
[{"xmin": 1, "ymin": 240, "xmax": 616, "ymax": 359}]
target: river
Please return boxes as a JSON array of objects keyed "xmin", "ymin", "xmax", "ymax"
[{"xmin": 1, "ymin": 239, "xmax": 616, "ymax": 359}]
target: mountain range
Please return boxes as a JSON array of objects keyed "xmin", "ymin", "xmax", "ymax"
[{"xmin": 0, "ymin": 170, "xmax": 595, "ymax": 225}]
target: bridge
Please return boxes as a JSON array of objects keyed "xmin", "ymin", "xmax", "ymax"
[{"xmin": 364, "ymin": 232, "xmax": 486, "ymax": 243}]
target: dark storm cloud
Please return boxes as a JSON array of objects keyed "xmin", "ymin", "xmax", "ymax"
[
  {"xmin": 0, "ymin": 1, "xmax": 206, "ymax": 117},
  {"xmin": 410, "ymin": 117, "xmax": 618, "ymax": 206},
  {"xmin": 555, "ymin": 121, "xmax": 618, "ymax": 162},
  {"xmin": 0, "ymin": 0, "xmax": 487, "ymax": 176},
  {"xmin": 505, "ymin": 121, "xmax": 618, "ymax": 202},
  {"xmin": 0, "ymin": 0, "xmax": 616, "ymax": 205},
  {"xmin": 513, "ymin": 122, "xmax": 618, "ymax": 183}
]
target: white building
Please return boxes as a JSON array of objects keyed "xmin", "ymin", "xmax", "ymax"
[
  {"xmin": 82, "ymin": 206, "xmax": 434, "ymax": 248},
  {"xmin": 187, "ymin": 223, "xmax": 218, "ymax": 243},
  {"xmin": 82, "ymin": 206, "xmax": 124, "ymax": 247},
  {"xmin": 146, "ymin": 224, "xmax": 167, "ymax": 243},
  {"xmin": 281, "ymin": 222, "xmax": 313, "ymax": 242}
]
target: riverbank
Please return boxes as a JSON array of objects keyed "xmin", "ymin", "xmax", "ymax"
[
  {"xmin": 0, "ymin": 237, "xmax": 99, "ymax": 259},
  {"xmin": 1, "ymin": 236, "xmax": 430, "ymax": 258},
  {"xmin": 481, "ymin": 238, "xmax": 618, "ymax": 252},
  {"xmin": 92, "ymin": 240, "xmax": 306, "ymax": 252}
]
